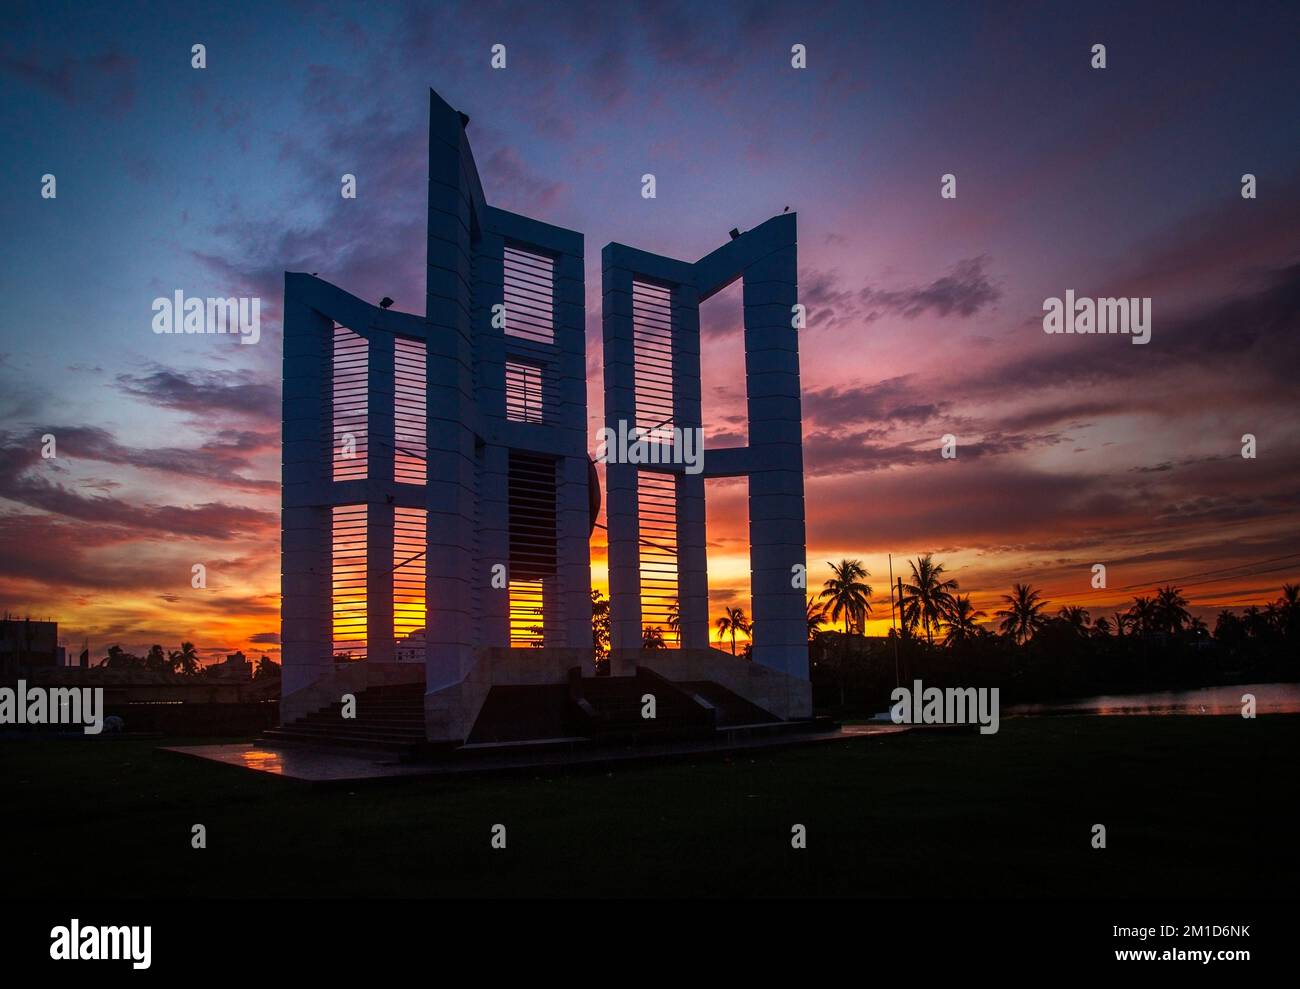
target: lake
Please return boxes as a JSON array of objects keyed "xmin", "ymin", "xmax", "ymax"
[{"xmin": 1006, "ymin": 682, "xmax": 1300, "ymax": 717}]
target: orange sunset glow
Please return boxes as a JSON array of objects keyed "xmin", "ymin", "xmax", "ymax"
[{"xmin": 2, "ymin": 3, "xmax": 1297, "ymax": 666}]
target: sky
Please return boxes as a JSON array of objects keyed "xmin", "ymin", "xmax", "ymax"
[{"xmin": 1, "ymin": 0, "xmax": 1298, "ymax": 661}]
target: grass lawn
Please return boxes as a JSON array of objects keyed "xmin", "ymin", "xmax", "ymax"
[{"xmin": 3, "ymin": 715, "xmax": 1295, "ymax": 898}]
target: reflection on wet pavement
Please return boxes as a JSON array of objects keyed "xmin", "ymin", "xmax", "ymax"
[
  {"xmin": 161, "ymin": 726, "xmax": 900, "ymax": 782},
  {"xmin": 163, "ymin": 743, "xmax": 417, "ymax": 781}
]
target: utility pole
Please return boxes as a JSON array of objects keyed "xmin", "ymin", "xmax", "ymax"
[
  {"xmin": 888, "ymin": 555, "xmax": 900, "ymax": 689},
  {"xmin": 896, "ymin": 575, "xmax": 907, "ymax": 687}
]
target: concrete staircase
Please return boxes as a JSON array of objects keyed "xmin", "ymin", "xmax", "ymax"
[
  {"xmin": 261, "ymin": 669, "xmax": 813, "ymax": 760},
  {"xmin": 566, "ymin": 668, "xmax": 716, "ymax": 742},
  {"xmin": 676, "ymin": 679, "xmax": 781, "ymax": 727},
  {"xmin": 258, "ymin": 682, "xmax": 427, "ymax": 754}
]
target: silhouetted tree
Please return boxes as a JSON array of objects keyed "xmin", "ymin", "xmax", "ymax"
[
  {"xmin": 166, "ymin": 641, "xmax": 200, "ymax": 677},
  {"xmin": 591, "ymin": 589, "xmax": 611, "ymax": 671},
  {"xmin": 1155, "ymin": 585, "xmax": 1192, "ymax": 635},
  {"xmin": 254, "ymin": 656, "xmax": 280, "ymax": 679},
  {"xmin": 900, "ymin": 554, "xmax": 958, "ymax": 645},
  {"xmin": 942, "ymin": 594, "xmax": 986, "ymax": 645},
  {"xmin": 144, "ymin": 644, "xmax": 169, "ymax": 672},
  {"xmin": 715, "ymin": 606, "xmax": 751, "ymax": 656},
  {"xmin": 818, "ymin": 559, "xmax": 872, "ymax": 634},
  {"xmin": 99, "ymin": 645, "xmax": 144, "ymax": 670},
  {"xmin": 806, "ymin": 596, "xmax": 828, "ymax": 641},
  {"xmin": 1058, "ymin": 606, "xmax": 1092, "ymax": 637},
  {"xmin": 1127, "ymin": 596, "xmax": 1158, "ymax": 636},
  {"xmin": 997, "ymin": 584, "xmax": 1049, "ymax": 644},
  {"xmin": 1278, "ymin": 584, "xmax": 1300, "ymax": 639}
]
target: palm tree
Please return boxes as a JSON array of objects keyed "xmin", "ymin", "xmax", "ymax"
[
  {"xmin": 1278, "ymin": 584, "xmax": 1300, "ymax": 638},
  {"xmin": 806, "ymin": 596, "xmax": 828, "ymax": 641},
  {"xmin": 1154, "ymin": 585, "xmax": 1191, "ymax": 635},
  {"xmin": 145, "ymin": 644, "xmax": 168, "ymax": 672},
  {"xmin": 1126, "ymin": 596, "xmax": 1157, "ymax": 636},
  {"xmin": 1058, "ymin": 605, "xmax": 1092, "ymax": 636},
  {"xmin": 666, "ymin": 600, "xmax": 680, "ymax": 646},
  {"xmin": 997, "ymin": 583, "xmax": 1049, "ymax": 644},
  {"xmin": 941, "ymin": 595, "xmax": 986, "ymax": 646},
  {"xmin": 1280, "ymin": 583, "xmax": 1300, "ymax": 608},
  {"xmin": 100, "ymin": 645, "xmax": 145, "ymax": 670},
  {"xmin": 900, "ymin": 554, "xmax": 959, "ymax": 645},
  {"xmin": 177, "ymin": 641, "xmax": 200, "ymax": 676},
  {"xmin": 1092, "ymin": 616, "xmax": 1114, "ymax": 638},
  {"xmin": 715, "ymin": 606, "xmax": 751, "ymax": 656},
  {"xmin": 818, "ymin": 559, "xmax": 872, "ymax": 634},
  {"xmin": 254, "ymin": 656, "xmax": 280, "ymax": 679},
  {"xmin": 1243, "ymin": 605, "xmax": 1267, "ymax": 639},
  {"xmin": 642, "ymin": 626, "xmax": 666, "ymax": 650}
]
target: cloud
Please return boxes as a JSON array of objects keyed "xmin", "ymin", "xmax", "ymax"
[
  {"xmin": 0, "ymin": 430, "xmax": 277, "ymax": 537},
  {"xmin": 799, "ymin": 258, "xmax": 1001, "ymax": 335},
  {"xmin": 859, "ymin": 256, "xmax": 1001, "ymax": 321},
  {"xmin": 480, "ymin": 147, "xmax": 565, "ymax": 213},
  {"xmin": 0, "ymin": 46, "xmax": 137, "ymax": 113},
  {"xmin": 803, "ymin": 426, "xmax": 1068, "ymax": 477},
  {"xmin": 115, "ymin": 366, "xmax": 278, "ymax": 422},
  {"xmin": 803, "ymin": 375, "xmax": 947, "ymax": 427},
  {"xmin": 799, "ymin": 268, "xmax": 862, "ymax": 332},
  {"xmin": 2, "ymin": 426, "xmax": 276, "ymax": 494},
  {"xmin": 977, "ymin": 261, "xmax": 1300, "ymax": 396}
]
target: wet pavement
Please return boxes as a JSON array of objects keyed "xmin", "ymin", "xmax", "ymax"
[{"xmin": 162, "ymin": 724, "xmax": 910, "ymax": 783}]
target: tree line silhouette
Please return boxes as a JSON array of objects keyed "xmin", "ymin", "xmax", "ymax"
[
  {"xmin": 589, "ymin": 556, "xmax": 1300, "ymax": 700},
  {"xmin": 94, "ymin": 643, "xmax": 280, "ymax": 679},
  {"xmin": 805, "ymin": 555, "xmax": 1299, "ymax": 711}
]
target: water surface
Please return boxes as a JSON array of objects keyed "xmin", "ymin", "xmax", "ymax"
[{"xmin": 1006, "ymin": 682, "xmax": 1300, "ymax": 717}]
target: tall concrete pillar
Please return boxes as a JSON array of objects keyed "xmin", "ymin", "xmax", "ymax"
[
  {"xmin": 554, "ymin": 250, "xmax": 592, "ymax": 658},
  {"xmin": 601, "ymin": 252, "xmax": 641, "ymax": 667},
  {"xmin": 281, "ymin": 279, "xmax": 332, "ymax": 698},
  {"xmin": 366, "ymin": 330, "xmax": 395, "ymax": 663},
  {"xmin": 672, "ymin": 284, "xmax": 709, "ymax": 650},
  {"xmin": 743, "ymin": 242, "xmax": 808, "ymax": 678},
  {"xmin": 474, "ymin": 231, "xmax": 510, "ymax": 649},
  {"xmin": 424, "ymin": 91, "xmax": 478, "ymax": 691}
]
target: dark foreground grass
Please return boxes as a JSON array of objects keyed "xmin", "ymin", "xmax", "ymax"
[{"xmin": 2, "ymin": 715, "xmax": 1295, "ymax": 898}]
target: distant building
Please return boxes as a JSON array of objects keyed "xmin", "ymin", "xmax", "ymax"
[
  {"xmin": 205, "ymin": 651, "xmax": 253, "ymax": 682},
  {"xmin": 0, "ymin": 617, "xmax": 59, "ymax": 678},
  {"xmin": 395, "ymin": 630, "xmax": 425, "ymax": 664}
]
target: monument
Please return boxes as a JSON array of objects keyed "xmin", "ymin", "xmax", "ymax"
[{"xmin": 277, "ymin": 89, "xmax": 810, "ymax": 750}]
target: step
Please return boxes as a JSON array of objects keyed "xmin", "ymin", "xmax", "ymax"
[
  {"xmin": 259, "ymin": 729, "xmax": 416, "ymax": 753},
  {"xmin": 271, "ymin": 723, "xmax": 424, "ymax": 742},
  {"xmin": 299, "ymin": 714, "xmax": 426, "ymax": 729}
]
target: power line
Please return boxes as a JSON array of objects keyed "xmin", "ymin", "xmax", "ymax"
[
  {"xmin": 1150, "ymin": 562, "xmax": 1300, "ymax": 593},
  {"xmin": 1118, "ymin": 551, "xmax": 1300, "ymax": 590},
  {"xmin": 592, "ymin": 519, "xmax": 677, "ymax": 557}
]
